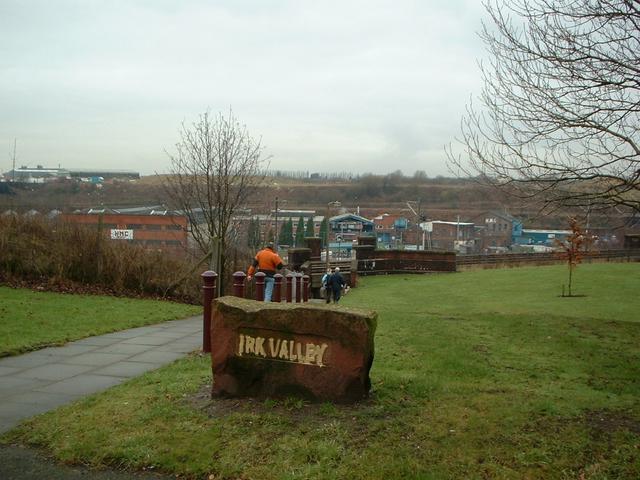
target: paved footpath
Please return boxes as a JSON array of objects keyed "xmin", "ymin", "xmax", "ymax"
[{"xmin": 0, "ymin": 315, "xmax": 202, "ymax": 434}]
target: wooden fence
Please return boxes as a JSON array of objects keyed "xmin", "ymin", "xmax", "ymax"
[{"xmin": 457, "ymin": 249, "xmax": 640, "ymax": 270}]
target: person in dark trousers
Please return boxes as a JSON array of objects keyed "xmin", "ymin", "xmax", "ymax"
[
  {"xmin": 321, "ymin": 267, "xmax": 332, "ymax": 303},
  {"xmin": 327, "ymin": 266, "xmax": 346, "ymax": 303},
  {"xmin": 247, "ymin": 242, "xmax": 284, "ymax": 302}
]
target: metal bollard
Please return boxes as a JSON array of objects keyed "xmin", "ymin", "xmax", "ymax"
[
  {"xmin": 273, "ymin": 273, "xmax": 283, "ymax": 302},
  {"xmin": 285, "ymin": 273, "xmax": 293, "ymax": 303},
  {"xmin": 255, "ymin": 272, "xmax": 266, "ymax": 301},
  {"xmin": 302, "ymin": 274, "xmax": 310, "ymax": 302},
  {"xmin": 201, "ymin": 270, "xmax": 218, "ymax": 353},
  {"xmin": 233, "ymin": 271, "xmax": 246, "ymax": 298},
  {"xmin": 295, "ymin": 272, "xmax": 302, "ymax": 303}
]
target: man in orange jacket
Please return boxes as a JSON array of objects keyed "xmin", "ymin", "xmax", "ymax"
[{"xmin": 247, "ymin": 242, "xmax": 284, "ymax": 302}]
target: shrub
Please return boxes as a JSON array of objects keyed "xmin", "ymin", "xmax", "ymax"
[{"xmin": 0, "ymin": 215, "xmax": 202, "ymax": 303}]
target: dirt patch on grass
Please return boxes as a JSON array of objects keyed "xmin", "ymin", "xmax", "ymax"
[
  {"xmin": 585, "ymin": 409, "xmax": 640, "ymax": 437},
  {"xmin": 186, "ymin": 382, "xmax": 377, "ymax": 421},
  {"xmin": 523, "ymin": 409, "xmax": 640, "ymax": 439}
]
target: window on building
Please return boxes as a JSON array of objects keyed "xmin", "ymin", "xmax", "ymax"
[
  {"xmin": 146, "ymin": 224, "xmax": 162, "ymax": 230},
  {"xmin": 165, "ymin": 224, "xmax": 183, "ymax": 231},
  {"xmin": 127, "ymin": 224, "xmax": 143, "ymax": 229}
]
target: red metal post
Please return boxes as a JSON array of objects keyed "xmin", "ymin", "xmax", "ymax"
[
  {"xmin": 295, "ymin": 272, "xmax": 302, "ymax": 303},
  {"xmin": 255, "ymin": 272, "xmax": 266, "ymax": 301},
  {"xmin": 201, "ymin": 270, "xmax": 218, "ymax": 353},
  {"xmin": 273, "ymin": 273, "xmax": 283, "ymax": 302},
  {"xmin": 302, "ymin": 274, "xmax": 309, "ymax": 302},
  {"xmin": 285, "ymin": 273, "xmax": 293, "ymax": 303},
  {"xmin": 233, "ymin": 271, "xmax": 246, "ymax": 298}
]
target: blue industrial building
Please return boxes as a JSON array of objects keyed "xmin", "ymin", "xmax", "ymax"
[{"xmin": 515, "ymin": 229, "xmax": 571, "ymax": 246}]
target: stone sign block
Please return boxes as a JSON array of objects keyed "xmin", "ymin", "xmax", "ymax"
[{"xmin": 211, "ymin": 296, "xmax": 376, "ymax": 403}]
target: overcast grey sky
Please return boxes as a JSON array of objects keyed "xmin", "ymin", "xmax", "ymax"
[{"xmin": 1, "ymin": 0, "xmax": 486, "ymax": 176}]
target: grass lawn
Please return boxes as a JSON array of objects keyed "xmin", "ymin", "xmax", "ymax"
[
  {"xmin": 3, "ymin": 263, "xmax": 640, "ymax": 479},
  {"xmin": 0, "ymin": 287, "xmax": 201, "ymax": 356}
]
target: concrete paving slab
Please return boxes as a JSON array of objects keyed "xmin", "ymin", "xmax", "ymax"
[
  {"xmin": 0, "ymin": 353, "xmax": 62, "ymax": 369},
  {"xmin": 0, "ymin": 314, "xmax": 202, "ymax": 436},
  {"xmin": 0, "ymin": 366, "xmax": 22, "ymax": 376},
  {"xmin": 182, "ymin": 334, "xmax": 202, "ymax": 343},
  {"xmin": 34, "ymin": 374, "xmax": 124, "ymax": 396},
  {"xmin": 14, "ymin": 363, "xmax": 95, "ymax": 381},
  {"xmin": 61, "ymin": 352, "xmax": 130, "ymax": 366},
  {"xmin": 127, "ymin": 350, "xmax": 186, "ymax": 364},
  {"xmin": 97, "ymin": 329, "xmax": 156, "ymax": 340},
  {"xmin": 0, "ymin": 377, "xmax": 50, "ymax": 398},
  {"xmin": 163, "ymin": 330, "xmax": 199, "ymax": 337},
  {"xmin": 69, "ymin": 336, "xmax": 120, "ymax": 347},
  {"xmin": 112, "ymin": 326, "xmax": 166, "ymax": 337},
  {"xmin": 155, "ymin": 342, "xmax": 199, "ymax": 353},
  {"xmin": 160, "ymin": 321, "xmax": 200, "ymax": 330},
  {"xmin": 0, "ymin": 400, "xmax": 53, "ymax": 422},
  {"xmin": 93, "ymin": 343, "xmax": 155, "ymax": 355},
  {"xmin": 162, "ymin": 323, "xmax": 200, "ymax": 330},
  {"xmin": 120, "ymin": 336, "xmax": 173, "ymax": 346},
  {"xmin": 34, "ymin": 344, "xmax": 100, "ymax": 357},
  {"xmin": 92, "ymin": 361, "xmax": 161, "ymax": 378},
  {"xmin": 5, "ymin": 391, "xmax": 81, "ymax": 408},
  {"xmin": 148, "ymin": 330, "xmax": 194, "ymax": 338}
]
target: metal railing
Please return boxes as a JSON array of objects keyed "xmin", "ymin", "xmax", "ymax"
[{"xmin": 200, "ymin": 270, "xmax": 311, "ymax": 353}]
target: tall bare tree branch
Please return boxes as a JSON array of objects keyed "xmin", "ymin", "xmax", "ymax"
[
  {"xmin": 163, "ymin": 110, "xmax": 269, "ymax": 285},
  {"xmin": 448, "ymin": 0, "xmax": 640, "ymax": 216}
]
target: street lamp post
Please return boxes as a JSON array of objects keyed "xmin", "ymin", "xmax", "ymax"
[
  {"xmin": 325, "ymin": 201, "xmax": 341, "ymax": 270},
  {"xmin": 337, "ymin": 222, "xmax": 344, "ymax": 258},
  {"xmin": 274, "ymin": 196, "xmax": 278, "ymax": 249}
]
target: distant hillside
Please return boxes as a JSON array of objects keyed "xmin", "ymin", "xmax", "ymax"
[
  {"xmin": 0, "ymin": 179, "xmax": 165, "ymax": 212},
  {"xmin": 0, "ymin": 174, "xmax": 623, "ymax": 229}
]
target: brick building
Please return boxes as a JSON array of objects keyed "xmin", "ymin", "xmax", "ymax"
[
  {"xmin": 62, "ymin": 207, "xmax": 188, "ymax": 252},
  {"xmin": 423, "ymin": 220, "xmax": 476, "ymax": 252},
  {"xmin": 473, "ymin": 211, "xmax": 523, "ymax": 252},
  {"xmin": 373, "ymin": 213, "xmax": 409, "ymax": 248}
]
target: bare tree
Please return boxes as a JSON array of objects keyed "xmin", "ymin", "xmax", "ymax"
[
  {"xmin": 164, "ymin": 110, "xmax": 269, "ymax": 290},
  {"xmin": 448, "ymin": 0, "xmax": 640, "ymax": 216}
]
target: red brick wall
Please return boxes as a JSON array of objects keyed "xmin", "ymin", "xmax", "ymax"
[
  {"xmin": 61, "ymin": 214, "xmax": 188, "ymax": 252},
  {"xmin": 355, "ymin": 247, "xmax": 456, "ymax": 273}
]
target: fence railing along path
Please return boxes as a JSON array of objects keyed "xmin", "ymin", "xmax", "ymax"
[{"xmin": 457, "ymin": 248, "xmax": 640, "ymax": 268}]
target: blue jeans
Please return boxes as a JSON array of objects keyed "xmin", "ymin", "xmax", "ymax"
[{"xmin": 264, "ymin": 276, "xmax": 275, "ymax": 302}]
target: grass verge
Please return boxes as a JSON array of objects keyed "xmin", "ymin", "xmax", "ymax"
[
  {"xmin": 0, "ymin": 287, "xmax": 201, "ymax": 356},
  {"xmin": 3, "ymin": 263, "xmax": 639, "ymax": 479}
]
